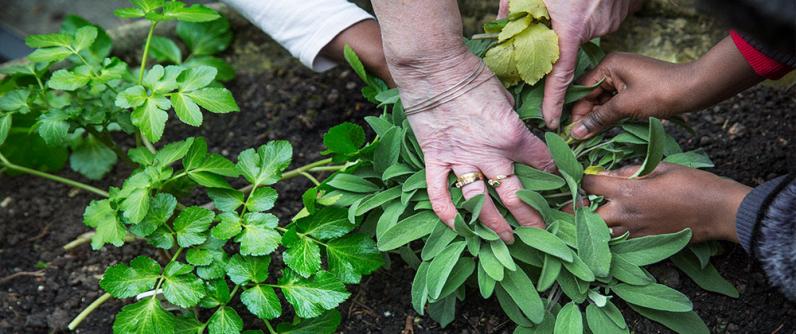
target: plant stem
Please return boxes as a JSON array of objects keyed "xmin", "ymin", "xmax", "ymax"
[
  {"xmin": 138, "ymin": 22, "xmax": 158, "ymax": 84},
  {"xmin": 264, "ymin": 320, "xmax": 277, "ymax": 334},
  {"xmin": 281, "ymin": 158, "xmax": 334, "ymax": 180},
  {"xmin": 141, "ymin": 135, "xmax": 157, "ymax": 154},
  {"xmin": 300, "ymin": 171, "xmax": 320, "ymax": 186},
  {"xmin": 67, "ymin": 292, "xmax": 111, "ymax": 330},
  {"xmin": 307, "ymin": 165, "xmax": 346, "ymax": 173},
  {"xmin": 0, "ymin": 153, "xmax": 108, "ymax": 197}
]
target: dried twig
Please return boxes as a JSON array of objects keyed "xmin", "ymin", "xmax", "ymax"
[
  {"xmin": 0, "ymin": 270, "xmax": 45, "ymax": 285},
  {"xmin": 401, "ymin": 315, "xmax": 415, "ymax": 334}
]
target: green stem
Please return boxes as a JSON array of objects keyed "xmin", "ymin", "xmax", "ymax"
[
  {"xmin": 67, "ymin": 292, "xmax": 112, "ymax": 330},
  {"xmin": 307, "ymin": 165, "xmax": 346, "ymax": 173},
  {"xmin": 576, "ymin": 141, "xmax": 612, "ymax": 159},
  {"xmin": 141, "ymin": 135, "xmax": 157, "ymax": 154},
  {"xmin": 280, "ymin": 158, "xmax": 333, "ymax": 180},
  {"xmin": 300, "ymin": 171, "xmax": 320, "ymax": 186},
  {"xmin": 153, "ymin": 247, "xmax": 184, "ymax": 292},
  {"xmin": 264, "ymin": 320, "xmax": 278, "ymax": 334},
  {"xmin": 275, "ymin": 226, "xmax": 328, "ymax": 247},
  {"xmin": 138, "ymin": 22, "xmax": 158, "ymax": 84},
  {"xmin": 0, "ymin": 153, "xmax": 108, "ymax": 197}
]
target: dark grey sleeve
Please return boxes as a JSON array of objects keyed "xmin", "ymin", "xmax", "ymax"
[{"xmin": 736, "ymin": 175, "xmax": 796, "ymax": 300}]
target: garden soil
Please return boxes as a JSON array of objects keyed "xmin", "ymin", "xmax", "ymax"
[{"xmin": 1, "ymin": 26, "xmax": 795, "ymax": 334}]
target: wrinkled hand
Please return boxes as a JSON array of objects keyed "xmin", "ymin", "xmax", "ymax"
[
  {"xmin": 582, "ymin": 163, "xmax": 751, "ymax": 243},
  {"xmin": 389, "ymin": 50, "xmax": 555, "ymax": 243},
  {"xmin": 569, "ymin": 53, "xmax": 693, "ymax": 139},
  {"xmin": 499, "ymin": 0, "xmax": 636, "ymax": 129}
]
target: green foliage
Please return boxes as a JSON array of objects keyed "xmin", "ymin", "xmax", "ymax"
[
  {"xmin": 334, "ymin": 38, "xmax": 737, "ymax": 333},
  {"xmin": 0, "ymin": 0, "xmax": 237, "ymax": 180}
]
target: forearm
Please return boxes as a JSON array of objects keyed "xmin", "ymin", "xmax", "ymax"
[
  {"xmin": 371, "ymin": 0, "xmax": 468, "ymax": 68},
  {"xmin": 320, "ymin": 20, "xmax": 394, "ymax": 86},
  {"xmin": 676, "ymin": 36, "xmax": 764, "ymax": 113}
]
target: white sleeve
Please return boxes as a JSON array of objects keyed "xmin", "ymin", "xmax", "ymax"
[{"xmin": 222, "ymin": 0, "xmax": 374, "ymax": 72}]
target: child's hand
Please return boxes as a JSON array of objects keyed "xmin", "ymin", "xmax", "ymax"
[
  {"xmin": 569, "ymin": 36, "xmax": 762, "ymax": 140},
  {"xmin": 582, "ymin": 163, "xmax": 751, "ymax": 243},
  {"xmin": 569, "ymin": 52, "xmax": 694, "ymax": 139}
]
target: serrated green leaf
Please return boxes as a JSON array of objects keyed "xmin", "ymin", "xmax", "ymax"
[
  {"xmin": 27, "ymin": 47, "xmax": 72, "ymax": 63},
  {"xmin": 149, "ymin": 36, "xmax": 182, "ymax": 64},
  {"xmin": 513, "ymin": 23, "xmax": 558, "ymax": 85},
  {"xmin": 162, "ymin": 269, "xmax": 206, "ymax": 308},
  {"xmin": 47, "ymin": 68, "xmax": 90, "ymax": 91},
  {"xmin": 323, "ymin": 122, "xmax": 365, "ymax": 157},
  {"xmin": 207, "ymin": 188, "xmax": 244, "ymax": 212},
  {"xmin": 36, "ymin": 111, "xmax": 70, "ymax": 146},
  {"xmin": 163, "ymin": 2, "xmax": 220, "ymax": 22},
  {"xmin": 612, "ymin": 283, "xmax": 692, "ymax": 312},
  {"xmin": 114, "ymin": 7, "xmax": 146, "ymax": 18},
  {"xmin": 184, "ymin": 87, "xmax": 238, "ymax": 113},
  {"xmin": 116, "ymin": 86, "xmax": 148, "ymax": 109},
  {"xmin": 100, "ymin": 256, "xmax": 160, "ymax": 298},
  {"xmin": 241, "ymin": 285, "xmax": 282, "ymax": 320},
  {"xmin": 83, "ymin": 199, "xmax": 126, "ymax": 249},
  {"xmin": 326, "ymin": 233, "xmax": 383, "ymax": 283},
  {"xmin": 246, "ymin": 187, "xmax": 277, "ymax": 212},
  {"xmin": 278, "ymin": 270, "xmax": 350, "ymax": 319},
  {"xmin": 208, "ymin": 306, "xmax": 243, "ymax": 334},
  {"xmin": 132, "ymin": 96, "xmax": 170, "ymax": 143},
  {"xmin": 236, "ymin": 213, "xmax": 281, "ymax": 256},
  {"xmin": 173, "ymin": 206, "xmax": 215, "ymax": 247},
  {"xmin": 236, "ymin": 141, "xmax": 292, "ymax": 186},
  {"xmin": 70, "ymin": 134, "xmax": 117, "ymax": 180},
  {"xmin": 0, "ymin": 114, "xmax": 11, "ymax": 146},
  {"xmin": 611, "ymin": 229, "xmax": 691, "ymax": 266},
  {"xmin": 282, "ymin": 228, "xmax": 322, "ymax": 278},
  {"xmin": 485, "ymin": 40, "xmax": 521, "ymax": 86},
  {"xmin": 177, "ymin": 17, "xmax": 232, "ymax": 56},
  {"xmin": 112, "ymin": 298, "xmax": 175, "ymax": 334},
  {"xmin": 275, "ymin": 309, "xmax": 341, "ymax": 334},
  {"xmin": 0, "ymin": 89, "xmax": 30, "ymax": 112},
  {"xmin": 298, "ymin": 206, "xmax": 354, "ymax": 240},
  {"xmin": 155, "ymin": 138, "xmax": 194, "ymax": 166},
  {"xmin": 498, "ymin": 15, "xmax": 531, "ymax": 42},
  {"xmin": 72, "ymin": 26, "xmax": 97, "ymax": 52},
  {"xmin": 225, "ymin": 254, "xmax": 270, "ymax": 285},
  {"xmin": 171, "ymin": 93, "xmax": 202, "ymax": 126}
]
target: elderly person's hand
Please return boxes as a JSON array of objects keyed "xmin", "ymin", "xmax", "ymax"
[
  {"xmin": 499, "ymin": 0, "xmax": 638, "ymax": 130},
  {"xmin": 372, "ymin": 0, "xmax": 554, "ymax": 243}
]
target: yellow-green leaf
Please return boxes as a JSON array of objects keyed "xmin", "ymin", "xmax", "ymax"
[
  {"xmin": 509, "ymin": 0, "xmax": 549, "ymax": 19},
  {"xmin": 498, "ymin": 16, "xmax": 531, "ymax": 43},
  {"xmin": 484, "ymin": 41, "xmax": 521, "ymax": 86},
  {"xmin": 513, "ymin": 23, "xmax": 559, "ymax": 86}
]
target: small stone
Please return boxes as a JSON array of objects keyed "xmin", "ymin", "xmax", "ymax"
[
  {"xmin": 0, "ymin": 197, "xmax": 11, "ymax": 208},
  {"xmin": 383, "ymin": 311, "xmax": 392, "ymax": 317},
  {"xmin": 728, "ymin": 122, "xmax": 747, "ymax": 139},
  {"xmin": 699, "ymin": 136, "xmax": 712, "ymax": 145},
  {"xmin": 37, "ymin": 285, "xmax": 44, "ymax": 291}
]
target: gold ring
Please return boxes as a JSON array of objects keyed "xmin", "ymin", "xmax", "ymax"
[
  {"xmin": 455, "ymin": 172, "xmax": 484, "ymax": 188},
  {"xmin": 487, "ymin": 175, "xmax": 510, "ymax": 187}
]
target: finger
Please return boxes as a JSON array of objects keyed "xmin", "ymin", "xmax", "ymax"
[
  {"xmin": 426, "ymin": 164, "xmax": 457, "ymax": 228},
  {"xmin": 453, "ymin": 166, "xmax": 515, "ymax": 243},
  {"xmin": 594, "ymin": 201, "xmax": 625, "ymax": 227},
  {"xmin": 497, "ymin": 0, "xmax": 509, "ymax": 19},
  {"xmin": 510, "ymin": 129, "xmax": 555, "ymax": 172},
  {"xmin": 482, "ymin": 168, "xmax": 545, "ymax": 229},
  {"xmin": 569, "ymin": 97, "xmax": 627, "ymax": 139},
  {"xmin": 582, "ymin": 174, "xmax": 624, "ymax": 198},
  {"xmin": 601, "ymin": 165, "xmax": 641, "ymax": 178},
  {"xmin": 541, "ymin": 41, "xmax": 579, "ymax": 130},
  {"xmin": 608, "ymin": 225, "xmax": 628, "ymax": 238}
]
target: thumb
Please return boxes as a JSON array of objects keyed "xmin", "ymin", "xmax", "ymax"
[
  {"xmin": 497, "ymin": 0, "xmax": 509, "ymax": 19},
  {"xmin": 541, "ymin": 41, "xmax": 578, "ymax": 130},
  {"xmin": 570, "ymin": 95, "xmax": 626, "ymax": 139}
]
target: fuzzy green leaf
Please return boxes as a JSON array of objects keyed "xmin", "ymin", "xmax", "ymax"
[
  {"xmin": 612, "ymin": 283, "xmax": 692, "ymax": 312},
  {"xmin": 426, "ymin": 241, "xmax": 467, "ymax": 300},
  {"xmin": 500, "ymin": 268, "xmax": 545, "ymax": 324},
  {"xmin": 377, "ymin": 211, "xmax": 438, "ymax": 251},
  {"xmin": 515, "ymin": 226, "xmax": 573, "ymax": 262},
  {"xmin": 545, "ymin": 132, "xmax": 583, "ymax": 181},
  {"xmin": 670, "ymin": 251, "xmax": 739, "ymax": 297},
  {"xmin": 327, "ymin": 173, "xmax": 380, "ymax": 193},
  {"xmin": 631, "ymin": 118, "xmax": 665, "ymax": 177},
  {"xmin": 663, "ymin": 150, "xmax": 714, "ymax": 169},
  {"xmin": 554, "ymin": 302, "xmax": 583, "ymax": 334},
  {"xmin": 610, "ymin": 229, "xmax": 691, "ymax": 266},
  {"xmin": 576, "ymin": 208, "xmax": 611, "ymax": 277},
  {"xmin": 627, "ymin": 305, "xmax": 709, "ymax": 334},
  {"xmin": 585, "ymin": 304, "xmax": 628, "ymax": 334}
]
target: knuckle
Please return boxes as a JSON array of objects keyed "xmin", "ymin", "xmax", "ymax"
[
  {"xmin": 431, "ymin": 202, "xmax": 456, "ymax": 221},
  {"xmin": 461, "ymin": 185, "xmax": 484, "ymax": 199}
]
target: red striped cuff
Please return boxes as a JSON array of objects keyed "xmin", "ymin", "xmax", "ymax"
[{"xmin": 729, "ymin": 30, "xmax": 792, "ymax": 80}]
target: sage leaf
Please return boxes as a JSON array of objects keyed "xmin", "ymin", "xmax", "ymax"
[
  {"xmin": 631, "ymin": 117, "xmax": 665, "ymax": 178},
  {"xmin": 377, "ymin": 210, "xmax": 438, "ymax": 251},
  {"xmin": 426, "ymin": 241, "xmax": 467, "ymax": 300},
  {"xmin": 500, "ymin": 268, "xmax": 545, "ymax": 324},
  {"xmin": 554, "ymin": 302, "xmax": 583, "ymax": 334},
  {"xmin": 515, "ymin": 226, "xmax": 573, "ymax": 262},
  {"xmin": 515, "ymin": 163, "xmax": 566, "ymax": 190},
  {"xmin": 576, "ymin": 208, "xmax": 611, "ymax": 277},
  {"xmin": 537, "ymin": 255, "xmax": 561, "ymax": 291},
  {"xmin": 585, "ymin": 304, "xmax": 628, "ymax": 334},
  {"xmin": 627, "ymin": 304, "xmax": 709, "ymax": 334},
  {"xmin": 670, "ymin": 251, "xmax": 739, "ymax": 297},
  {"xmin": 545, "ymin": 132, "xmax": 583, "ymax": 181},
  {"xmin": 612, "ymin": 283, "xmax": 692, "ymax": 312},
  {"xmin": 327, "ymin": 174, "xmax": 380, "ymax": 193},
  {"xmin": 610, "ymin": 228, "xmax": 691, "ymax": 266}
]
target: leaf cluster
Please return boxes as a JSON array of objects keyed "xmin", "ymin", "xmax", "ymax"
[
  {"xmin": 86, "ymin": 136, "xmax": 380, "ymax": 333},
  {"xmin": 329, "ymin": 40, "xmax": 738, "ymax": 333},
  {"xmin": 0, "ymin": 0, "xmax": 236, "ymax": 180}
]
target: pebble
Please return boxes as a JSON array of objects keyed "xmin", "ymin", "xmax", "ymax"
[
  {"xmin": 728, "ymin": 122, "xmax": 747, "ymax": 139},
  {"xmin": 0, "ymin": 197, "xmax": 11, "ymax": 208},
  {"xmin": 383, "ymin": 311, "xmax": 392, "ymax": 317}
]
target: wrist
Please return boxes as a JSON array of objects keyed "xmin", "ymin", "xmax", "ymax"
[{"xmin": 716, "ymin": 181, "xmax": 752, "ymax": 243}]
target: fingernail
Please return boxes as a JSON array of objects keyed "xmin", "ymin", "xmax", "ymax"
[
  {"xmin": 499, "ymin": 231, "xmax": 515, "ymax": 244},
  {"xmin": 549, "ymin": 118, "xmax": 559, "ymax": 130},
  {"xmin": 572, "ymin": 124, "xmax": 588, "ymax": 139}
]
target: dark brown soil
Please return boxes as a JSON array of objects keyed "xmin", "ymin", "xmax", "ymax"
[{"xmin": 1, "ymin": 24, "xmax": 795, "ymax": 334}]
